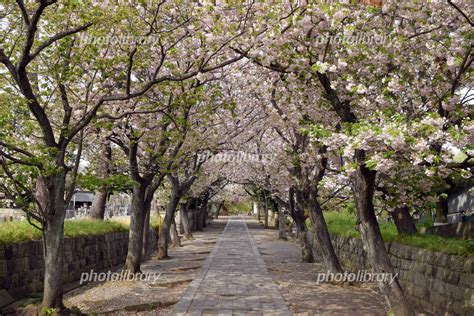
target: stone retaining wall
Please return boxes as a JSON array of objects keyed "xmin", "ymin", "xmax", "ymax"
[
  {"xmin": 0, "ymin": 229, "xmax": 158, "ymax": 298},
  {"xmin": 424, "ymin": 222, "xmax": 474, "ymax": 240},
  {"xmin": 320, "ymin": 234, "xmax": 473, "ymax": 315}
]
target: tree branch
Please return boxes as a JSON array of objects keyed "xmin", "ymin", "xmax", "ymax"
[
  {"xmin": 447, "ymin": 0, "xmax": 473, "ymax": 26},
  {"xmin": 126, "ymin": 47, "xmax": 137, "ymax": 95},
  {"xmin": 28, "ymin": 23, "xmax": 93, "ymax": 63},
  {"xmin": 0, "ymin": 48, "xmax": 18, "ymax": 82},
  {"xmin": 16, "ymin": 0, "xmax": 30, "ymax": 26}
]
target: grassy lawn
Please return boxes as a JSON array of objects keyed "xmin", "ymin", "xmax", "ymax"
[
  {"xmin": 0, "ymin": 219, "xmax": 129, "ymax": 245},
  {"xmin": 112, "ymin": 215, "xmax": 162, "ymax": 231},
  {"xmin": 322, "ymin": 211, "xmax": 474, "ymax": 257},
  {"xmin": 150, "ymin": 216, "xmax": 163, "ymax": 231},
  {"xmin": 227, "ymin": 201, "xmax": 252, "ymax": 214}
]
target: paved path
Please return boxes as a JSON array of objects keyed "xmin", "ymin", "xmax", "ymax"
[{"xmin": 173, "ymin": 217, "xmax": 290, "ymax": 315}]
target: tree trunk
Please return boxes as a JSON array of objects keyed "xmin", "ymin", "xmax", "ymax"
[
  {"xmin": 124, "ymin": 183, "xmax": 149, "ymax": 273},
  {"xmin": 142, "ymin": 209, "xmax": 151, "ymax": 258},
  {"xmin": 296, "ymin": 224, "xmax": 314, "ymax": 263},
  {"xmin": 289, "ymin": 188, "xmax": 314, "ymax": 263},
  {"xmin": 278, "ymin": 208, "xmax": 287, "ymax": 240},
  {"xmin": 307, "ymin": 189, "xmax": 343, "ymax": 273},
  {"xmin": 200, "ymin": 197, "xmax": 209, "ymax": 230},
  {"xmin": 264, "ymin": 205, "xmax": 269, "ymax": 228},
  {"xmin": 156, "ymin": 188, "xmax": 180, "ymax": 259},
  {"xmin": 435, "ymin": 198, "xmax": 449, "ymax": 224},
  {"xmin": 203, "ymin": 209, "xmax": 208, "ymax": 227},
  {"xmin": 257, "ymin": 202, "xmax": 261, "ymax": 221},
  {"xmin": 170, "ymin": 218, "xmax": 181, "ymax": 248},
  {"xmin": 39, "ymin": 175, "xmax": 67, "ymax": 312},
  {"xmin": 89, "ymin": 142, "xmax": 112, "ymax": 220},
  {"xmin": 180, "ymin": 203, "xmax": 193, "ymax": 239},
  {"xmin": 392, "ymin": 206, "xmax": 417, "ymax": 235},
  {"xmin": 42, "ymin": 213, "xmax": 66, "ymax": 312},
  {"xmin": 353, "ymin": 156, "xmax": 414, "ymax": 316},
  {"xmin": 195, "ymin": 198, "xmax": 205, "ymax": 232},
  {"xmin": 196, "ymin": 208, "xmax": 203, "ymax": 231},
  {"xmin": 216, "ymin": 201, "xmax": 223, "ymax": 219},
  {"xmin": 90, "ymin": 190, "xmax": 107, "ymax": 219}
]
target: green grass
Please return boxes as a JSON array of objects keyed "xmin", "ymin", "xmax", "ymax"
[
  {"xmin": 150, "ymin": 216, "xmax": 163, "ymax": 231},
  {"xmin": 0, "ymin": 219, "xmax": 128, "ymax": 245},
  {"xmin": 111, "ymin": 215, "xmax": 162, "ymax": 231},
  {"xmin": 322, "ymin": 211, "xmax": 359, "ymax": 238},
  {"xmin": 393, "ymin": 234, "xmax": 473, "ymax": 257},
  {"xmin": 64, "ymin": 220, "xmax": 128, "ymax": 237},
  {"xmin": 227, "ymin": 201, "xmax": 252, "ymax": 214},
  {"xmin": 322, "ymin": 211, "xmax": 473, "ymax": 257}
]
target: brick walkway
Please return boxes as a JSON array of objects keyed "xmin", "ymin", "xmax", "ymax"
[{"xmin": 173, "ymin": 217, "xmax": 290, "ymax": 315}]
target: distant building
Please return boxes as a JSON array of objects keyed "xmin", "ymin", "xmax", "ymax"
[
  {"xmin": 68, "ymin": 190, "xmax": 94, "ymax": 210},
  {"xmin": 65, "ymin": 190, "xmax": 94, "ymax": 219},
  {"xmin": 447, "ymin": 185, "xmax": 473, "ymax": 224},
  {"xmin": 66, "ymin": 191, "xmax": 132, "ymax": 219}
]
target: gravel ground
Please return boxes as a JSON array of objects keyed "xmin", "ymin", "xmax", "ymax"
[{"xmin": 63, "ymin": 219, "xmax": 226, "ymax": 315}]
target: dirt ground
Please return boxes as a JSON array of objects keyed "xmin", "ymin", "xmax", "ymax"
[{"xmin": 63, "ymin": 220, "xmax": 226, "ymax": 315}]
